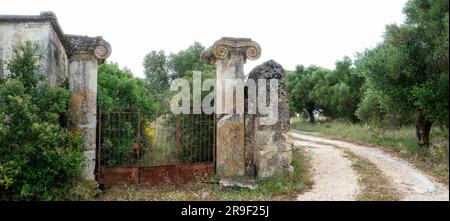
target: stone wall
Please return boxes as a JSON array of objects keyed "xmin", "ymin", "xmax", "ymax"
[{"xmin": 0, "ymin": 13, "xmax": 68, "ymax": 86}]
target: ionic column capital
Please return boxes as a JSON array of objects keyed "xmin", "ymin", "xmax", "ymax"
[
  {"xmin": 202, "ymin": 37, "xmax": 261, "ymax": 64},
  {"xmin": 64, "ymin": 35, "xmax": 111, "ymax": 63}
]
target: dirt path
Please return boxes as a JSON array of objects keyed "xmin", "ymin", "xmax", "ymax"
[
  {"xmin": 293, "ymin": 140, "xmax": 359, "ymax": 201},
  {"xmin": 289, "ymin": 131, "xmax": 449, "ymax": 201}
]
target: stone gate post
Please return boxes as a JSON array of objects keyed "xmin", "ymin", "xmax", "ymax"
[
  {"xmin": 202, "ymin": 37, "xmax": 261, "ymax": 178},
  {"xmin": 247, "ymin": 60, "xmax": 292, "ymax": 178},
  {"xmin": 65, "ymin": 35, "xmax": 111, "ymax": 180}
]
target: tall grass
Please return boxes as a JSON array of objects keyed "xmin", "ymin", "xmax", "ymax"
[{"xmin": 291, "ymin": 118, "xmax": 449, "ymax": 183}]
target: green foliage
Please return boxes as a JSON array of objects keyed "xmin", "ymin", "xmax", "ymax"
[
  {"xmin": 285, "ymin": 65, "xmax": 321, "ymax": 122},
  {"xmin": 355, "ymin": 42, "xmax": 416, "ymax": 124},
  {"xmin": 411, "ymin": 73, "xmax": 449, "ymax": 128},
  {"xmin": 98, "ymin": 63, "xmax": 158, "ymax": 117},
  {"xmin": 142, "ymin": 42, "xmax": 215, "ymax": 114},
  {"xmin": 355, "ymin": 0, "xmax": 449, "ymax": 128},
  {"xmin": 312, "ymin": 57, "xmax": 364, "ymax": 121},
  {"xmin": 97, "ymin": 72, "xmax": 155, "ymax": 166},
  {"xmin": 286, "ymin": 57, "xmax": 364, "ymax": 122},
  {"xmin": 0, "ymin": 42, "xmax": 84, "ymax": 200},
  {"xmin": 355, "ymin": 87, "xmax": 387, "ymax": 124},
  {"xmin": 5, "ymin": 42, "xmax": 42, "ymax": 90},
  {"xmin": 169, "ymin": 42, "xmax": 215, "ymax": 79},
  {"xmin": 100, "ymin": 122, "xmax": 135, "ymax": 166},
  {"xmin": 287, "ymin": 0, "xmax": 448, "ymax": 147},
  {"xmin": 143, "ymin": 50, "xmax": 170, "ymax": 94}
]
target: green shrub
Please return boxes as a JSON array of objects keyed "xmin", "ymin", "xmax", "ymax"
[{"xmin": 0, "ymin": 42, "xmax": 84, "ymax": 200}]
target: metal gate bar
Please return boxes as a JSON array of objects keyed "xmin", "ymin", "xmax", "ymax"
[{"xmin": 97, "ymin": 109, "xmax": 215, "ymax": 186}]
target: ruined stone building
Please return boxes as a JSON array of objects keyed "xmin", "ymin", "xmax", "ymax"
[
  {"xmin": 0, "ymin": 12, "xmax": 68, "ymax": 86},
  {"xmin": 0, "ymin": 12, "xmax": 111, "ymax": 180}
]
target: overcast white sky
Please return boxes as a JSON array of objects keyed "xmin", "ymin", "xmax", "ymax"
[{"xmin": 1, "ymin": 0, "xmax": 407, "ymax": 78}]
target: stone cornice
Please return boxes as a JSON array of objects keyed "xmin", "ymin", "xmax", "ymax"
[
  {"xmin": 64, "ymin": 35, "xmax": 111, "ymax": 63},
  {"xmin": 0, "ymin": 11, "xmax": 111, "ymax": 63},
  {"xmin": 0, "ymin": 12, "xmax": 65, "ymax": 44}
]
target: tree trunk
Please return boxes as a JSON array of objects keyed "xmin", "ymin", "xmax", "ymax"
[
  {"xmin": 306, "ymin": 108, "xmax": 315, "ymax": 123},
  {"xmin": 416, "ymin": 109, "xmax": 432, "ymax": 148}
]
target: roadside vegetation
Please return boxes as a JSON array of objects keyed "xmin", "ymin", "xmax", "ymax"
[
  {"xmin": 291, "ymin": 118, "xmax": 449, "ymax": 184},
  {"xmin": 286, "ymin": 0, "xmax": 448, "ymax": 148},
  {"xmin": 286, "ymin": 0, "xmax": 448, "ymax": 184}
]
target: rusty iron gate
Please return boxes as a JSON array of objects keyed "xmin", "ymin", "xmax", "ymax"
[{"xmin": 96, "ymin": 109, "xmax": 216, "ymax": 186}]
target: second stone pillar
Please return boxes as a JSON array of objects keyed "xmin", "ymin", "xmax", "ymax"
[{"xmin": 203, "ymin": 37, "xmax": 261, "ymax": 178}]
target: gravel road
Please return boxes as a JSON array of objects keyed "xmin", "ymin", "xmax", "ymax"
[{"xmin": 289, "ymin": 131, "xmax": 449, "ymax": 201}]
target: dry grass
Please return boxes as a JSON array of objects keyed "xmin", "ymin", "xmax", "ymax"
[
  {"xmin": 291, "ymin": 118, "xmax": 449, "ymax": 185},
  {"xmin": 95, "ymin": 148, "xmax": 313, "ymax": 201},
  {"xmin": 343, "ymin": 150, "xmax": 401, "ymax": 201}
]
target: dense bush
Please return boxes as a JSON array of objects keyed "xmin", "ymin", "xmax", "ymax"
[
  {"xmin": 285, "ymin": 57, "xmax": 363, "ymax": 123},
  {"xmin": 98, "ymin": 63, "xmax": 158, "ymax": 117},
  {"xmin": 143, "ymin": 42, "xmax": 215, "ymax": 114},
  {"xmin": 0, "ymin": 42, "xmax": 84, "ymax": 200}
]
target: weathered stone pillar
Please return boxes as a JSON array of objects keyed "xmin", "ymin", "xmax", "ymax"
[
  {"xmin": 202, "ymin": 37, "xmax": 261, "ymax": 178},
  {"xmin": 65, "ymin": 35, "xmax": 111, "ymax": 180},
  {"xmin": 247, "ymin": 60, "xmax": 292, "ymax": 178}
]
